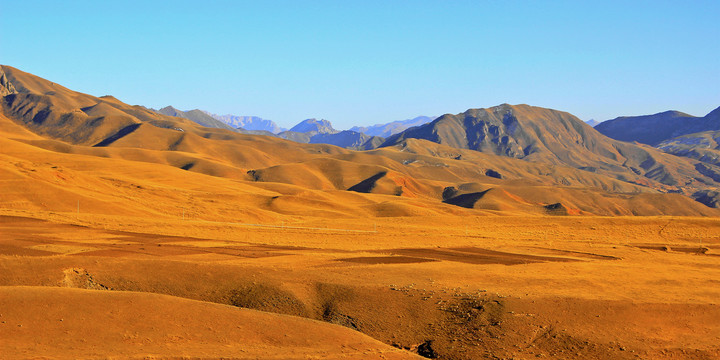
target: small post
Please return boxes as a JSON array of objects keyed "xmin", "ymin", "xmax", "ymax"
[
  {"xmin": 282, "ymin": 221, "xmax": 284, "ymax": 229},
  {"xmin": 182, "ymin": 208, "xmax": 185, "ymax": 221},
  {"xmin": 77, "ymin": 200, "xmax": 79, "ymax": 215},
  {"xmin": 699, "ymin": 233, "xmax": 702, "ymax": 253}
]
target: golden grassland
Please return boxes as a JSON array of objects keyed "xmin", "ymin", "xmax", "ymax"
[{"xmin": 1, "ymin": 209, "xmax": 718, "ymax": 359}]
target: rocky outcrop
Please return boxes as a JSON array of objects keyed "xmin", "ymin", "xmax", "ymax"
[
  {"xmin": 289, "ymin": 118, "xmax": 337, "ymax": 134},
  {"xmin": 0, "ymin": 66, "xmax": 18, "ymax": 97}
]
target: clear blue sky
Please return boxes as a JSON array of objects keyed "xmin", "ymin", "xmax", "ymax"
[{"xmin": 2, "ymin": 0, "xmax": 718, "ymax": 129}]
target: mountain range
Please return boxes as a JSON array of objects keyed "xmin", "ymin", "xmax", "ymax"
[
  {"xmin": 380, "ymin": 104, "xmax": 720, "ymax": 205},
  {"xmin": 595, "ymin": 110, "xmax": 715, "ymax": 146},
  {"xmin": 149, "ymin": 109, "xmax": 411, "ymax": 150},
  {"xmin": 205, "ymin": 113, "xmax": 286, "ymax": 133},
  {"xmin": 275, "ymin": 119, "xmax": 384, "ymax": 150},
  {"xmin": 350, "ymin": 116, "xmax": 434, "ymax": 137},
  {"xmin": 1, "ymin": 64, "xmax": 719, "ymax": 215}
]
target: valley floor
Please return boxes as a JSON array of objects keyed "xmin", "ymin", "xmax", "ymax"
[{"xmin": 1, "ymin": 210, "xmax": 719, "ymax": 359}]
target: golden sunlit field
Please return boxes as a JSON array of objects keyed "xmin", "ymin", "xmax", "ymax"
[{"xmin": 1, "ymin": 210, "xmax": 719, "ymax": 359}]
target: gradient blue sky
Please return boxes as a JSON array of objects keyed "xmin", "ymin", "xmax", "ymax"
[{"xmin": 2, "ymin": 1, "xmax": 718, "ymax": 129}]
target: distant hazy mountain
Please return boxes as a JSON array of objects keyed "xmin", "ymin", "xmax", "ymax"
[
  {"xmin": 593, "ymin": 110, "xmax": 720, "ymax": 146},
  {"xmin": 277, "ymin": 119, "xmax": 380, "ymax": 150},
  {"xmin": 288, "ymin": 118, "xmax": 337, "ymax": 134},
  {"xmin": 585, "ymin": 119, "xmax": 600, "ymax": 127},
  {"xmin": 154, "ymin": 106, "xmax": 238, "ymax": 132},
  {"xmin": 350, "ymin": 116, "xmax": 434, "ymax": 137},
  {"xmin": 277, "ymin": 131, "xmax": 311, "ymax": 143},
  {"xmin": 309, "ymin": 130, "xmax": 384, "ymax": 150},
  {"xmin": 278, "ymin": 118, "xmax": 336, "ymax": 143},
  {"xmin": 206, "ymin": 113, "xmax": 285, "ymax": 134}
]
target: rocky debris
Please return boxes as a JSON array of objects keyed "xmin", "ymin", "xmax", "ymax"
[
  {"xmin": 416, "ymin": 340, "xmax": 439, "ymax": 358},
  {"xmin": 61, "ymin": 268, "xmax": 110, "ymax": 290}
]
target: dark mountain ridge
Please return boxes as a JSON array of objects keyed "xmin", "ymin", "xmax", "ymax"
[{"xmin": 595, "ymin": 108, "xmax": 720, "ymax": 146}]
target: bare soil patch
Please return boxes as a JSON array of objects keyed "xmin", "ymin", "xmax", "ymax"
[
  {"xmin": 381, "ymin": 247, "xmax": 580, "ymax": 265},
  {"xmin": 339, "ymin": 256, "xmax": 438, "ymax": 264}
]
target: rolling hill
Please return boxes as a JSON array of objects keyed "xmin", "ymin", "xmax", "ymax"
[
  {"xmin": 0, "ymin": 287, "xmax": 418, "ymax": 359},
  {"xmin": 2, "ymin": 64, "xmax": 720, "ymax": 358},
  {"xmin": 1, "ymin": 64, "xmax": 718, "ymax": 216}
]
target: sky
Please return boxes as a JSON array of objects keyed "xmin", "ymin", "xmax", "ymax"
[{"xmin": 2, "ymin": 0, "xmax": 718, "ymax": 129}]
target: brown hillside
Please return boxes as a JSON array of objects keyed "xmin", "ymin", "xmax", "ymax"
[
  {"xmin": 1, "ymin": 65, "xmax": 718, "ymax": 218},
  {"xmin": 382, "ymin": 104, "xmax": 720, "ymax": 203},
  {"xmin": 0, "ymin": 286, "xmax": 419, "ymax": 359}
]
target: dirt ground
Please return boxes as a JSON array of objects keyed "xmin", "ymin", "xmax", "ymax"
[{"xmin": 1, "ymin": 211, "xmax": 719, "ymax": 359}]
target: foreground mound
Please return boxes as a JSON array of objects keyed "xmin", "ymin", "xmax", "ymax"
[{"xmin": 0, "ymin": 286, "xmax": 419, "ymax": 359}]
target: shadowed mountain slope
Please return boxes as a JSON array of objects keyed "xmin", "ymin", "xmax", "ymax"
[
  {"xmin": 592, "ymin": 106, "xmax": 720, "ymax": 208},
  {"xmin": 658, "ymin": 130, "xmax": 720, "ymax": 167},
  {"xmin": 656, "ymin": 129, "xmax": 720, "ymax": 208},
  {"xmin": 381, "ymin": 104, "xmax": 720, "ymax": 202},
  {"xmin": 595, "ymin": 107, "xmax": 720, "ymax": 146}
]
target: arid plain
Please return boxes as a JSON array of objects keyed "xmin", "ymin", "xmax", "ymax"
[{"xmin": 1, "ymin": 65, "xmax": 719, "ymax": 359}]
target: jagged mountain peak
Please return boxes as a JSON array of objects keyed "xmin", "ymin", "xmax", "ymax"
[{"xmin": 289, "ymin": 118, "xmax": 337, "ymax": 134}]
